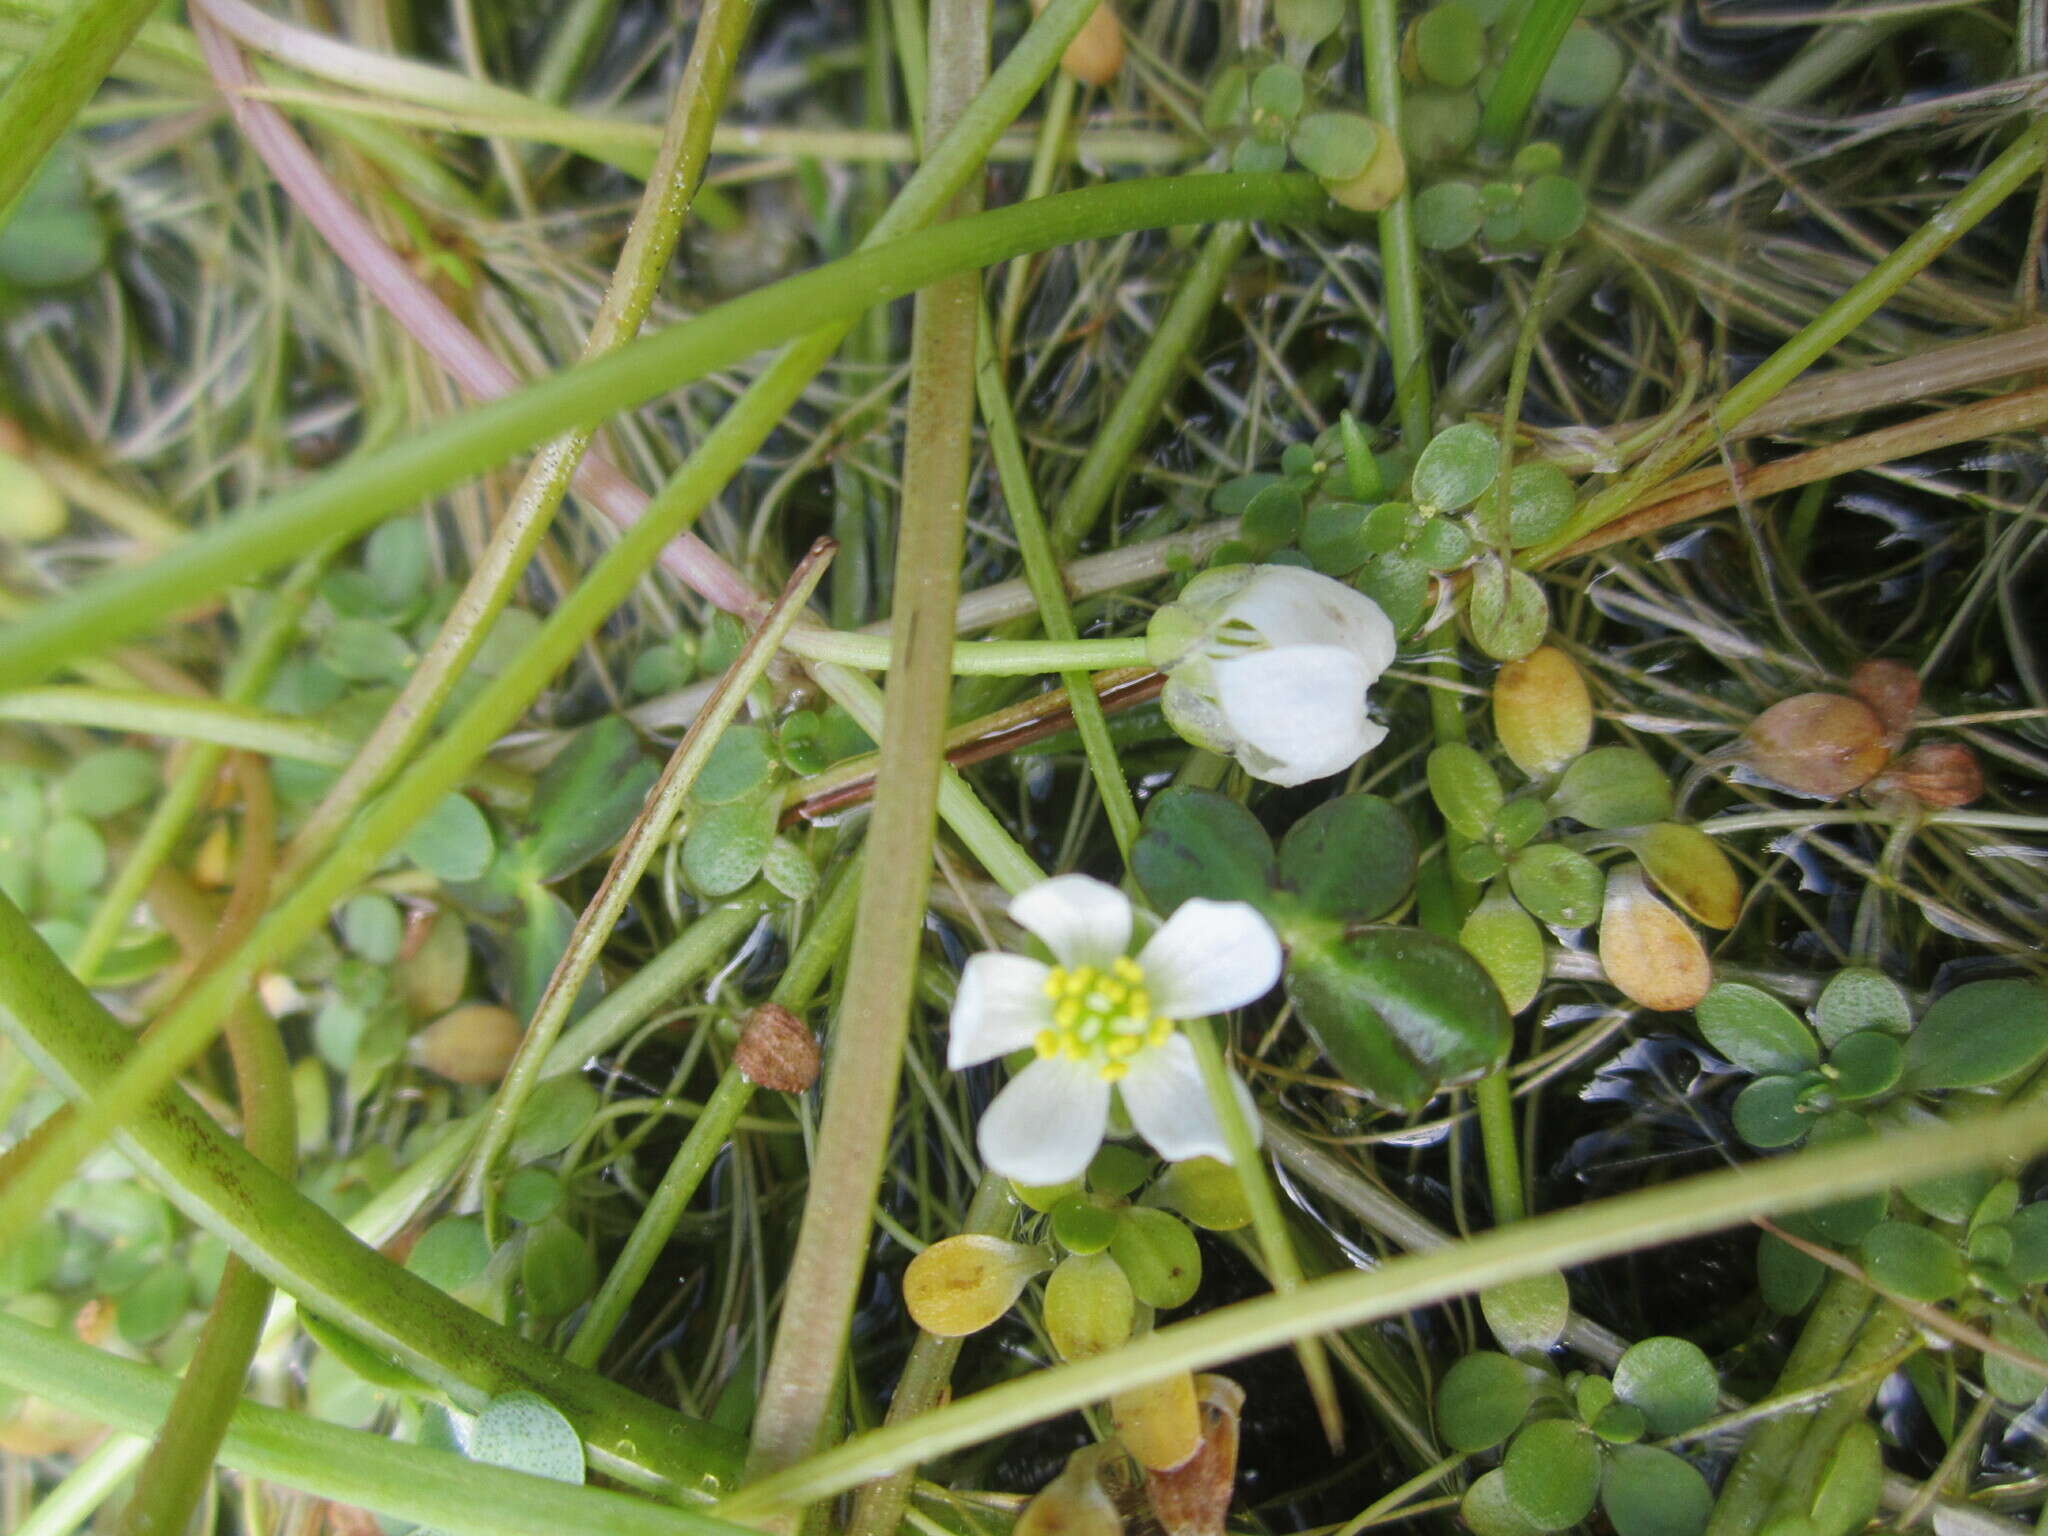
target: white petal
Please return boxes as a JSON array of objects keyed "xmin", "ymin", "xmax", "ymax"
[
  {"xmin": 1118, "ymin": 1034, "xmax": 1261, "ymax": 1165},
  {"xmin": 1008, "ymin": 875, "xmax": 1132, "ymax": 972},
  {"xmin": 948, "ymin": 954, "xmax": 1054, "ymax": 1069},
  {"xmin": 1211, "ymin": 646, "xmax": 1384, "ymax": 786},
  {"xmin": 1138, "ymin": 898, "xmax": 1283, "ymax": 1019},
  {"xmin": 1215, "ymin": 567, "xmax": 1397, "ymax": 673},
  {"xmin": 976, "ymin": 1058, "xmax": 1111, "ymax": 1184}
]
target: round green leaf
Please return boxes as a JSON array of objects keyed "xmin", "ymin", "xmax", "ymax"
[
  {"xmin": 407, "ymin": 1216, "xmax": 492, "ymax": 1293},
  {"xmin": 1482, "ymin": 1272, "xmax": 1569, "ymax": 1356},
  {"xmin": 1275, "ymin": 0, "xmax": 1346, "ymax": 45},
  {"xmin": 1412, "ymin": 515, "xmax": 1475, "ymax": 571},
  {"xmin": 2007, "ymin": 1202, "xmax": 2048, "ymax": 1285},
  {"xmin": 1602, "ymin": 1446, "xmax": 1713, "ymax": 1536},
  {"xmin": 1403, "ymin": 86, "xmax": 1480, "ymax": 162},
  {"xmin": 501, "ymin": 1167, "xmax": 564, "ymax": 1225},
  {"xmin": 1467, "ymin": 559, "xmax": 1549, "ymax": 661},
  {"xmin": 1592, "ymin": 1400, "xmax": 1647, "ymax": 1443},
  {"xmin": 1732, "ymin": 1075, "xmax": 1807, "ymax": 1149},
  {"xmin": 57, "ymin": 748, "xmax": 158, "ymax": 820},
  {"xmin": 760, "ymin": 835, "xmax": 817, "ymax": 900},
  {"xmin": 521, "ymin": 1219, "xmax": 597, "ymax": 1320},
  {"xmin": 1465, "ymin": 1470, "xmax": 1546, "ymax": 1536},
  {"xmin": 400, "ymin": 792, "xmax": 495, "ymax": 883},
  {"xmin": 1108, "ymin": 1206, "xmax": 1202, "ymax": 1310},
  {"xmin": 1050, "ymin": 1194, "xmax": 1119, "ymax": 1256},
  {"xmin": 1251, "ymin": 63, "xmax": 1305, "ymax": 122},
  {"xmin": 1290, "ymin": 112, "xmax": 1383, "ymax": 182},
  {"xmin": 1828, "ymin": 1030, "xmax": 1903, "ymax": 1102},
  {"xmin": 1284, "ymin": 927, "xmax": 1512, "ymax": 1112},
  {"xmin": 692, "ymin": 723, "xmax": 775, "ymax": 806},
  {"xmin": 1757, "ymin": 1231, "xmax": 1825, "ymax": 1315},
  {"xmin": 471, "ymin": 1391, "xmax": 585, "ymax": 1484},
  {"xmin": 1358, "ymin": 551, "xmax": 1431, "ymax": 637},
  {"xmin": 1438, "ymin": 1351, "xmax": 1543, "ymax": 1451},
  {"xmin": 339, "ymin": 893, "xmax": 403, "ymax": 964},
  {"xmin": 1505, "ymin": 462, "xmax": 1577, "ymax": 548},
  {"xmin": 1413, "ymin": 3, "xmax": 1487, "ymax": 87},
  {"xmin": 1613, "ymin": 1336, "xmax": 1718, "ymax": 1434},
  {"xmin": 1984, "ymin": 1310, "xmax": 2048, "ymax": 1406},
  {"xmin": 365, "ymin": 518, "xmax": 429, "ymax": 610},
  {"xmin": 1086, "ymin": 1144, "xmax": 1153, "ymax": 1199},
  {"xmin": 319, "ymin": 618, "xmax": 414, "ymax": 684},
  {"xmin": 1859, "ymin": 1220, "xmax": 1965, "ymax": 1302},
  {"xmin": 1416, "ymin": 181, "xmax": 1484, "ymax": 249},
  {"xmin": 1238, "ymin": 479, "xmax": 1305, "ymax": 552},
  {"xmin": 1503, "ymin": 1419, "xmax": 1601, "ymax": 1530},
  {"xmin": 1519, "ymin": 175, "xmax": 1586, "ymax": 244},
  {"xmin": 39, "ymin": 815, "xmax": 105, "ymax": 894},
  {"xmin": 1549, "ymin": 747, "xmax": 1674, "ymax": 830},
  {"xmin": 1539, "ymin": 24, "xmax": 1624, "ymax": 109},
  {"xmin": 1277, "ymin": 792, "xmax": 1418, "ymax": 924},
  {"xmin": 115, "ymin": 1263, "xmax": 191, "ymax": 1346},
  {"xmin": 511, "ymin": 1074, "xmax": 599, "ymax": 1163},
  {"xmin": 1695, "ymin": 984, "xmax": 1819, "ymax": 1076},
  {"xmin": 682, "ymin": 794, "xmax": 778, "ymax": 898},
  {"xmin": 1428, "ymin": 743, "xmax": 1504, "ymax": 840},
  {"xmin": 1460, "ymin": 883, "xmax": 1547, "ymax": 1013},
  {"xmin": 1812, "ymin": 967, "xmax": 1912, "ymax": 1049},
  {"xmin": 1145, "ymin": 1157, "xmax": 1252, "ymax": 1232},
  {"xmin": 1903, "ymin": 979, "xmax": 2048, "ymax": 1091},
  {"xmin": 1133, "ymin": 787, "xmax": 1278, "ymax": 913},
  {"xmin": 1513, "ymin": 142, "xmax": 1565, "ymax": 179},
  {"xmin": 1302, "ymin": 500, "xmax": 1374, "ymax": 573},
  {"xmin": 1454, "ymin": 843, "xmax": 1508, "ymax": 884},
  {"xmin": 1412, "ymin": 423, "xmax": 1499, "ymax": 513},
  {"xmin": 1042, "ymin": 1251, "xmax": 1135, "ymax": 1362},
  {"xmin": 1506, "ymin": 843, "xmax": 1604, "ymax": 928}
]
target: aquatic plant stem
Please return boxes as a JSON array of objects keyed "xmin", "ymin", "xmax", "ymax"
[
  {"xmin": 1443, "ymin": 14, "xmax": 1909, "ymax": 412},
  {"xmin": 16, "ymin": 1435, "xmax": 150, "ymax": 1536},
  {"xmin": 1540, "ymin": 115, "xmax": 2048, "ymax": 555},
  {"xmin": 1758, "ymin": 1304, "xmax": 1916, "ymax": 1534},
  {"xmin": 747, "ymin": 0, "xmax": 991, "ymax": 1490},
  {"xmin": 1185, "ymin": 1017, "xmax": 1345, "ymax": 1447},
  {"xmin": 567, "ymin": 866, "xmax": 863, "ymax": 1370},
  {"xmin": 716, "ymin": 1097, "xmax": 2048, "ymax": 1516},
  {"xmin": 460, "ymin": 543, "xmax": 834, "ymax": 1223},
  {"xmin": 0, "ymin": 171, "xmax": 1322, "ymax": 692},
  {"xmin": 275, "ymin": 0, "xmax": 758, "ymax": 883},
  {"xmin": 0, "ymin": 892, "xmax": 746, "ymax": 1494},
  {"xmin": 0, "ymin": 0, "xmax": 156, "ymax": 220},
  {"xmin": 0, "ymin": 1316, "xmax": 751, "ymax": 1536},
  {"xmin": 973, "ymin": 305, "xmax": 1143, "ymax": 859},
  {"xmin": 784, "ymin": 631, "xmax": 1151, "ymax": 674},
  {"xmin": 1476, "ymin": 0, "xmax": 1584, "ymax": 157},
  {"xmin": 1359, "ymin": 0, "xmax": 1431, "ymax": 449}
]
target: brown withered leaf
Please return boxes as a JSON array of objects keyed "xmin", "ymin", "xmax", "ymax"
[{"xmin": 1144, "ymin": 1375, "xmax": 1245, "ymax": 1536}]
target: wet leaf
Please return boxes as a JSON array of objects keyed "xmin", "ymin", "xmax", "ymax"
[
  {"xmin": 1812, "ymin": 967, "xmax": 1912, "ymax": 1049},
  {"xmin": 1133, "ymin": 787, "xmax": 1277, "ymax": 914},
  {"xmin": 1984, "ymin": 1310, "xmax": 2048, "ymax": 1405},
  {"xmin": 1695, "ymin": 984, "xmax": 1819, "ymax": 1076},
  {"xmin": 1146, "ymin": 1157, "xmax": 1252, "ymax": 1232},
  {"xmin": 1460, "ymin": 882, "xmax": 1547, "ymax": 1013},
  {"xmin": 1807, "ymin": 1421, "xmax": 1881, "ymax": 1536},
  {"xmin": 1113, "ymin": 1370, "xmax": 1202, "ymax": 1471},
  {"xmin": 1467, "ymin": 559, "xmax": 1549, "ymax": 661},
  {"xmin": 470, "ymin": 1391, "xmax": 584, "ymax": 1485},
  {"xmin": 1602, "ymin": 1446, "xmax": 1712, "ymax": 1536},
  {"xmin": 1412, "ymin": 423, "xmax": 1498, "ymax": 513},
  {"xmin": 1902, "ymin": 978, "xmax": 2048, "ymax": 1091},
  {"xmin": 1481, "ymin": 1271, "xmax": 1569, "ymax": 1356},
  {"xmin": 1549, "ymin": 747, "xmax": 1673, "ymax": 830},
  {"xmin": 1859, "ymin": 1220, "xmax": 1965, "ymax": 1302},
  {"xmin": 1631, "ymin": 822, "xmax": 1741, "ymax": 929},
  {"xmin": 1110, "ymin": 1207, "xmax": 1202, "ymax": 1310},
  {"xmin": 1612, "ymin": 1336, "xmax": 1718, "ymax": 1434},
  {"xmin": 401, "ymin": 792, "xmax": 495, "ymax": 883},
  {"xmin": 1492, "ymin": 646, "xmax": 1592, "ymax": 779},
  {"xmin": 1276, "ymin": 792, "xmax": 1417, "ymax": 924},
  {"xmin": 1598, "ymin": 863, "xmax": 1709, "ymax": 1013},
  {"xmin": 1145, "ymin": 1375, "xmax": 1244, "ymax": 1536},
  {"xmin": 1285, "ymin": 927, "xmax": 1512, "ymax": 1112},
  {"xmin": 1044, "ymin": 1251, "xmax": 1135, "ymax": 1361},
  {"xmin": 1506, "ymin": 843, "xmax": 1604, "ymax": 928},
  {"xmin": 1438, "ymin": 1351, "xmax": 1545, "ymax": 1451},
  {"xmin": 1427, "ymin": 743, "xmax": 1504, "ymax": 840},
  {"xmin": 1503, "ymin": 1419, "xmax": 1600, "ymax": 1530}
]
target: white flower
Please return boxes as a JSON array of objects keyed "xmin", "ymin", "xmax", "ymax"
[
  {"xmin": 948, "ymin": 875, "xmax": 1283, "ymax": 1185},
  {"xmin": 1148, "ymin": 564, "xmax": 1397, "ymax": 787}
]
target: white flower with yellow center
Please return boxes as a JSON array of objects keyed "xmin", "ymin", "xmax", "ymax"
[{"xmin": 949, "ymin": 875, "xmax": 1283, "ymax": 1184}]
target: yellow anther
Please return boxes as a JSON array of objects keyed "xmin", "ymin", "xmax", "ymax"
[
  {"xmin": 1054, "ymin": 999, "xmax": 1082, "ymax": 1029},
  {"xmin": 1034, "ymin": 953, "xmax": 1172, "ymax": 1081},
  {"xmin": 1101, "ymin": 1062, "xmax": 1130, "ymax": 1082},
  {"xmin": 1148, "ymin": 1019, "xmax": 1173, "ymax": 1048},
  {"xmin": 1042, "ymin": 972, "xmax": 1065, "ymax": 999},
  {"xmin": 1112, "ymin": 956, "xmax": 1144, "ymax": 983},
  {"xmin": 1034, "ymin": 1029, "xmax": 1060, "ymax": 1058},
  {"xmin": 1107, "ymin": 1035, "xmax": 1141, "ymax": 1059}
]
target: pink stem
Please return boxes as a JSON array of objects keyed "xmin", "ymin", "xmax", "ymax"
[{"xmin": 188, "ymin": 2, "xmax": 762, "ymax": 615}]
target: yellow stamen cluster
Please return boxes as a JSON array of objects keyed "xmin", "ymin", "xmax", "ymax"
[{"xmin": 1034, "ymin": 955, "xmax": 1173, "ymax": 1082}]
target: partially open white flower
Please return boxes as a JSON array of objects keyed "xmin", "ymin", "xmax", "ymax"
[
  {"xmin": 949, "ymin": 875, "xmax": 1283, "ymax": 1185},
  {"xmin": 1148, "ymin": 564, "xmax": 1397, "ymax": 787}
]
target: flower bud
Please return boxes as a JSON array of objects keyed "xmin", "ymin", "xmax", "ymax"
[
  {"xmin": 1113, "ymin": 1369, "xmax": 1203, "ymax": 1471},
  {"xmin": 1847, "ymin": 659, "xmax": 1919, "ymax": 748},
  {"xmin": 1493, "ymin": 646, "xmax": 1593, "ymax": 778},
  {"xmin": 1031, "ymin": 0, "xmax": 1124, "ymax": 87},
  {"xmin": 1867, "ymin": 741, "xmax": 1983, "ymax": 809},
  {"xmin": 1150, "ymin": 566, "xmax": 1397, "ymax": 786},
  {"xmin": 1017, "ymin": 1447, "xmax": 1125, "ymax": 1536},
  {"xmin": 735, "ymin": 1002, "xmax": 819, "ymax": 1092},
  {"xmin": 409, "ymin": 1003, "xmax": 523, "ymax": 1084},
  {"xmin": 902, "ymin": 1234, "xmax": 1047, "ymax": 1338},
  {"xmin": 1741, "ymin": 694, "xmax": 1890, "ymax": 800},
  {"xmin": 1598, "ymin": 862, "xmax": 1710, "ymax": 1013},
  {"xmin": 1145, "ymin": 1375, "xmax": 1244, "ymax": 1536}
]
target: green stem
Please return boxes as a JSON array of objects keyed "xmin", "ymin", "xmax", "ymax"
[
  {"xmin": 567, "ymin": 863, "xmax": 863, "ymax": 1370},
  {"xmin": 17, "ymin": 1435, "xmax": 150, "ymax": 1536},
  {"xmin": 461, "ymin": 545, "xmax": 831, "ymax": 1219},
  {"xmin": 0, "ymin": 1315, "xmax": 750, "ymax": 1536},
  {"xmin": 0, "ymin": 688, "xmax": 355, "ymax": 764},
  {"xmin": 1184, "ymin": 1018, "xmax": 1344, "ymax": 1447},
  {"xmin": 1702, "ymin": 1270, "xmax": 1875, "ymax": 1536},
  {"xmin": 0, "ymin": 0, "xmax": 157, "ymax": 220},
  {"xmin": 716, "ymin": 1094, "xmax": 2048, "ymax": 1518},
  {"xmin": 281, "ymin": 0, "xmax": 754, "ymax": 883},
  {"xmin": 0, "ymin": 171, "xmax": 1322, "ymax": 692},
  {"xmin": 843, "ymin": 1172, "xmax": 1020, "ymax": 1536},
  {"xmin": 1541, "ymin": 116, "xmax": 2048, "ymax": 555},
  {"xmin": 1475, "ymin": 0, "xmax": 1585, "ymax": 156},
  {"xmin": 1472, "ymin": 1073, "xmax": 1526, "ymax": 1224},
  {"xmin": 784, "ymin": 630, "xmax": 1151, "ymax": 675},
  {"xmin": 995, "ymin": 69, "xmax": 1077, "ymax": 359},
  {"xmin": 972, "ymin": 307, "xmax": 1142, "ymax": 859},
  {"xmin": 1756, "ymin": 1303, "xmax": 1917, "ymax": 1536},
  {"xmin": 0, "ymin": 892, "xmax": 746, "ymax": 1495},
  {"xmin": 1359, "ymin": 0, "xmax": 1431, "ymax": 448},
  {"xmin": 748, "ymin": 0, "xmax": 990, "ymax": 1486}
]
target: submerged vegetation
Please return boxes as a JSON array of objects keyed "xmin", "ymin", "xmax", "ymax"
[{"xmin": 1, "ymin": 1, "xmax": 2046, "ymax": 1535}]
